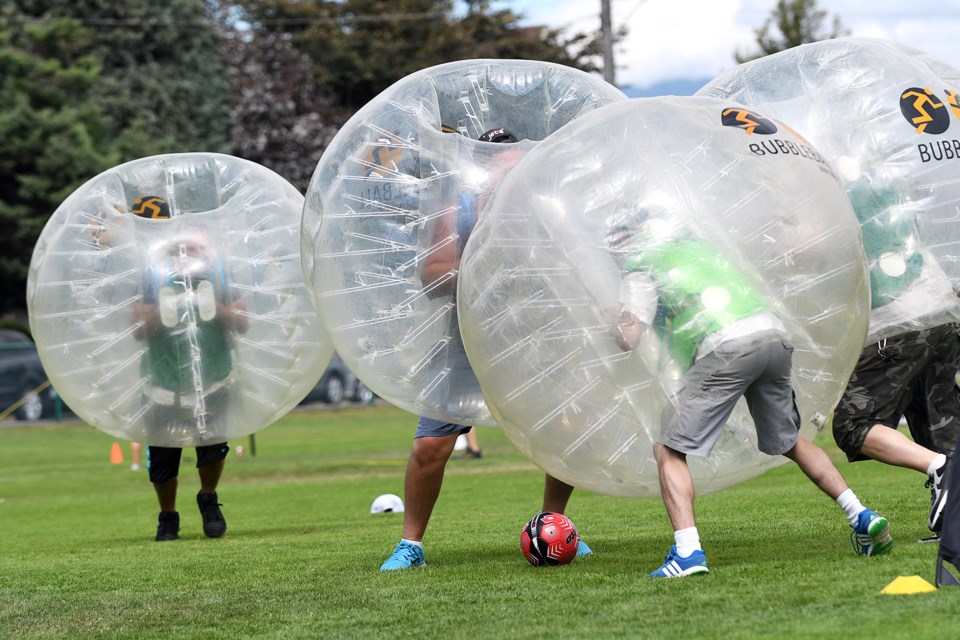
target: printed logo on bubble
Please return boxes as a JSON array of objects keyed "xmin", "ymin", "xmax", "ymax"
[
  {"xmin": 900, "ymin": 88, "xmax": 952, "ymax": 134},
  {"xmin": 724, "ymin": 107, "xmax": 834, "ymax": 176},
  {"xmin": 720, "ymin": 108, "xmax": 778, "ymax": 135},
  {"xmin": 900, "ymin": 86, "xmax": 960, "ymax": 164}
]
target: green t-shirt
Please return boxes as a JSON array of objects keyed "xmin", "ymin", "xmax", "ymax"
[
  {"xmin": 624, "ymin": 240, "xmax": 766, "ymax": 367},
  {"xmin": 141, "ymin": 260, "xmax": 234, "ymax": 394},
  {"xmin": 847, "ymin": 180, "xmax": 923, "ymax": 308}
]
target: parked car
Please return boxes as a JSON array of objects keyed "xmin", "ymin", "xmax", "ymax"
[
  {"xmin": 0, "ymin": 329, "xmax": 61, "ymax": 421},
  {"xmin": 300, "ymin": 353, "xmax": 375, "ymax": 406}
]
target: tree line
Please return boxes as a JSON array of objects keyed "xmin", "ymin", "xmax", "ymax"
[{"xmin": 0, "ymin": 0, "xmax": 841, "ymax": 315}]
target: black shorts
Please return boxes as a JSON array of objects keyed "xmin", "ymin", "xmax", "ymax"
[
  {"xmin": 832, "ymin": 324, "xmax": 960, "ymax": 461},
  {"xmin": 147, "ymin": 443, "xmax": 230, "ymax": 484}
]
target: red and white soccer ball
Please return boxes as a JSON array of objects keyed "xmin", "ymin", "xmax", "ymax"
[{"xmin": 520, "ymin": 512, "xmax": 579, "ymax": 567}]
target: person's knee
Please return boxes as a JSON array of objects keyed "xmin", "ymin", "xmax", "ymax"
[
  {"xmin": 832, "ymin": 416, "xmax": 872, "ymax": 462},
  {"xmin": 654, "ymin": 442, "xmax": 685, "ymax": 464},
  {"xmin": 410, "ymin": 436, "xmax": 455, "ymax": 468}
]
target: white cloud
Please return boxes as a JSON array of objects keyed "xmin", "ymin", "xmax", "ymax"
[
  {"xmin": 499, "ymin": 0, "xmax": 960, "ymax": 90},
  {"xmin": 617, "ymin": 0, "xmax": 755, "ymax": 87}
]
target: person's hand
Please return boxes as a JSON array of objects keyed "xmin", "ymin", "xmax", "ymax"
[
  {"xmin": 132, "ymin": 302, "xmax": 159, "ymax": 339},
  {"xmin": 218, "ymin": 298, "xmax": 249, "ymax": 333},
  {"xmin": 615, "ymin": 310, "xmax": 644, "ymax": 351}
]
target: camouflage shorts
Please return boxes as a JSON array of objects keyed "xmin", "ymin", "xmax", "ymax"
[{"xmin": 833, "ymin": 323, "xmax": 960, "ymax": 462}]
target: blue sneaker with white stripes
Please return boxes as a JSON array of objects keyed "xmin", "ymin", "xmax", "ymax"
[
  {"xmin": 850, "ymin": 509, "xmax": 893, "ymax": 556},
  {"xmin": 380, "ymin": 540, "xmax": 426, "ymax": 571},
  {"xmin": 647, "ymin": 545, "xmax": 709, "ymax": 578}
]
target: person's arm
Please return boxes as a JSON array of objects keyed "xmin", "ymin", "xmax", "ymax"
[
  {"xmin": 217, "ymin": 297, "xmax": 249, "ymax": 334},
  {"xmin": 132, "ymin": 301, "xmax": 159, "ymax": 340},
  {"xmin": 614, "ymin": 271, "xmax": 658, "ymax": 350},
  {"xmin": 420, "ymin": 212, "xmax": 460, "ymax": 298},
  {"xmin": 133, "ymin": 270, "xmax": 160, "ymax": 340}
]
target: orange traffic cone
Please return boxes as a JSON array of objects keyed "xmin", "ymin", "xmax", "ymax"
[{"xmin": 110, "ymin": 442, "xmax": 124, "ymax": 464}]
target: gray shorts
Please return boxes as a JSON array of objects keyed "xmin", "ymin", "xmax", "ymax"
[
  {"xmin": 415, "ymin": 416, "xmax": 472, "ymax": 438},
  {"xmin": 661, "ymin": 339, "xmax": 800, "ymax": 457}
]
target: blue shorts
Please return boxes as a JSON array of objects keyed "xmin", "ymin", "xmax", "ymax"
[{"xmin": 415, "ymin": 416, "xmax": 472, "ymax": 438}]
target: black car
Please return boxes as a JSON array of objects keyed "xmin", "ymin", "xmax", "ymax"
[
  {"xmin": 0, "ymin": 329, "xmax": 60, "ymax": 421},
  {"xmin": 300, "ymin": 353, "xmax": 375, "ymax": 406}
]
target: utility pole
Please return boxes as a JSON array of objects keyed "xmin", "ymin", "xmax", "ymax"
[{"xmin": 601, "ymin": 0, "xmax": 615, "ymax": 86}]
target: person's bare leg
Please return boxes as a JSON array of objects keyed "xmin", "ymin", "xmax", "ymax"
[
  {"xmin": 198, "ymin": 458, "xmax": 224, "ymax": 494},
  {"xmin": 130, "ymin": 442, "xmax": 142, "ymax": 470},
  {"xmin": 466, "ymin": 429, "xmax": 480, "ymax": 452},
  {"xmin": 654, "ymin": 443, "xmax": 696, "ymax": 530},
  {"xmin": 542, "ymin": 474, "xmax": 576, "ymax": 513},
  {"xmin": 153, "ymin": 477, "xmax": 178, "ymax": 512},
  {"xmin": 782, "ymin": 438, "xmax": 848, "ymax": 500},
  {"xmin": 860, "ymin": 424, "xmax": 938, "ymax": 473},
  {"xmin": 401, "ymin": 433, "xmax": 459, "ymax": 541}
]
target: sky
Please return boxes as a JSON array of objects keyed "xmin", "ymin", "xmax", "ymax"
[{"xmin": 492, "ymin": 0, "xmax": 960, "ymax": 92}]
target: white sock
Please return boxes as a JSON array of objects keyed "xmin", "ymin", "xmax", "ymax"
[
  {"xmin": 401, "ymin": 538, "xmax": 423, "ymax": 548},
  {"xmin": 836, "ymin": 489, "xmax": 865, "ymax": 527},
  {"xmin": 674, "ymin": 527, "xmax": 701, "ymax": 558},
  {"xmin": 928, "ymin": 454, "xmax": 947, "ymax": 478}
]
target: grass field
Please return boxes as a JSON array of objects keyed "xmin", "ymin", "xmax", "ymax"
[{"xmin": 2, "ymin": 404, "xmax": 958, "ymax": 639}]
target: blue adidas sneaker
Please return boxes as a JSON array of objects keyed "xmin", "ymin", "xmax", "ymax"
[
  {"xmin": 850, "ymin": 509, "xmax": 893, "ymax": 556},
  {"xmin": 647, "ymin": 545, "xmax": 709, "ymax": 578},
  {"xmin": 380, "ymin": 540, "xmax": 426, "ymax": 571},
  {"xmin": 576, "ymin": 539, "xmax": 593, "ymax": 557}
]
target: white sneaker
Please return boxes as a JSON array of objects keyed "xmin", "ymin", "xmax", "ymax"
[{"xmin": 928, "ymin": 462, "xmax": 949, "ymax": 533}]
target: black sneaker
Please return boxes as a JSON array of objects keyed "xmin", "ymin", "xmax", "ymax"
[
  {"xmin": 927, "ymin": 462, "xmax": 948, "ymax": 533},
  {"xmin": 156, "ymin": 511, "xmax": 180, "ymax": 541},
  {"xmin": 465, "ymin": 448, "xmax": 483, "ymax": 459},
  {"xmin": 197, "ymin": 491, "xmax": 227, "ymax": 538}
]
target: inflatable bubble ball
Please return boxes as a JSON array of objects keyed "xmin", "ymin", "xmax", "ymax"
[
  {"xmin": 699, "ymin": 37, "xmax": 960, "ymax": 340},
  {"xmin": 301, "ymin": 59, "xmax": 627, "ymax": 425},
  {"xmin": 457, "ymin": 96, "xmax": 870, "ymax": 497},
  {"xmin": 27, "ymin": 153, "xmax": 333, "ymax": 447}
]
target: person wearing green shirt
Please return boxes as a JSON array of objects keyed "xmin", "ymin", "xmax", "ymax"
[
  {"xmin": 131, "ymin": 199, "xmax": 248, "ymax": 542},
  {"xmin": 606, "ymin": 208, "xmax": 893, "ymax": 577}
]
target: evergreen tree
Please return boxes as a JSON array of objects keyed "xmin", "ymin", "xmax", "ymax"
[
  {"xmin": 0, "ymin": 9, "xmax": 114, "ymax": 310},
  {"xmin": 0, "ymin": 0, "xmax": 231, "ymax": 313},
  {"xmin": 736, "ymin": 0, "xmax": 848, "ymax": 63},
  {"xmin": 78, "ymin": 0, "xmax": 231, "ymax": 156}
]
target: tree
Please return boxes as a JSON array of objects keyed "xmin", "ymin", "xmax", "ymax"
[
  {"xmin": 736, "ymin": 0, "xmax": 848, "ymax": 63},
  {"xmin": 0, "ymin": 0, "xmax": 231, "ymax": 313},
  {"xmin": 235, "ymin": 0, "xmax": 606, "ymax": 114},
  {"xmin": 219, "ymin": 22, "xmax": 341, "ymax": 192},
  {"xmin": 457, "ymin": 0, "xmax": 603, "ymax": 74},
  {"xmin": 78, "ymin": 0, "xmax": 231, "ymax": 157},
  {"xmin": 0, "ymin": 10, "xmax": 115, "ymax": 310}
]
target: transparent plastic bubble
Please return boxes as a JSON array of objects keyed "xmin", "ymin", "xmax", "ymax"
[
  {"xmin": 458, "ymin": 97, "xmax": 869, "ymax": 497},
  {"xmin": 302, "ymin": 59, "xmax": 626, "ymax": 425},
  {"xmin": 27, "ymin": 153, "xmax": 332, "ymax": 447},
  {"xmin": 699, "ymin": 37, "xmax": 960, "ymax": 340}
]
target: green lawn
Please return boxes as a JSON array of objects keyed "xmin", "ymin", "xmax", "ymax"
[{"xmin": 1, "ymin": 404, "xmax": 957, "ymax": 639}]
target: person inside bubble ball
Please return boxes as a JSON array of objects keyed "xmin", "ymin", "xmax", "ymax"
[
  {"xmin": 605, "ymin": 203, "xmax": 893, "ymax": 577},
  {"xmin": 380, "ymin": 127, "xmax": 592, "ymax": 570},
  {"xmin": 130, "ymin": 196, "xmax": 248, "ymax": 542},
  {"xmin": 830, "ymin": 158, "xmax": 957, "ymax": 540}
]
